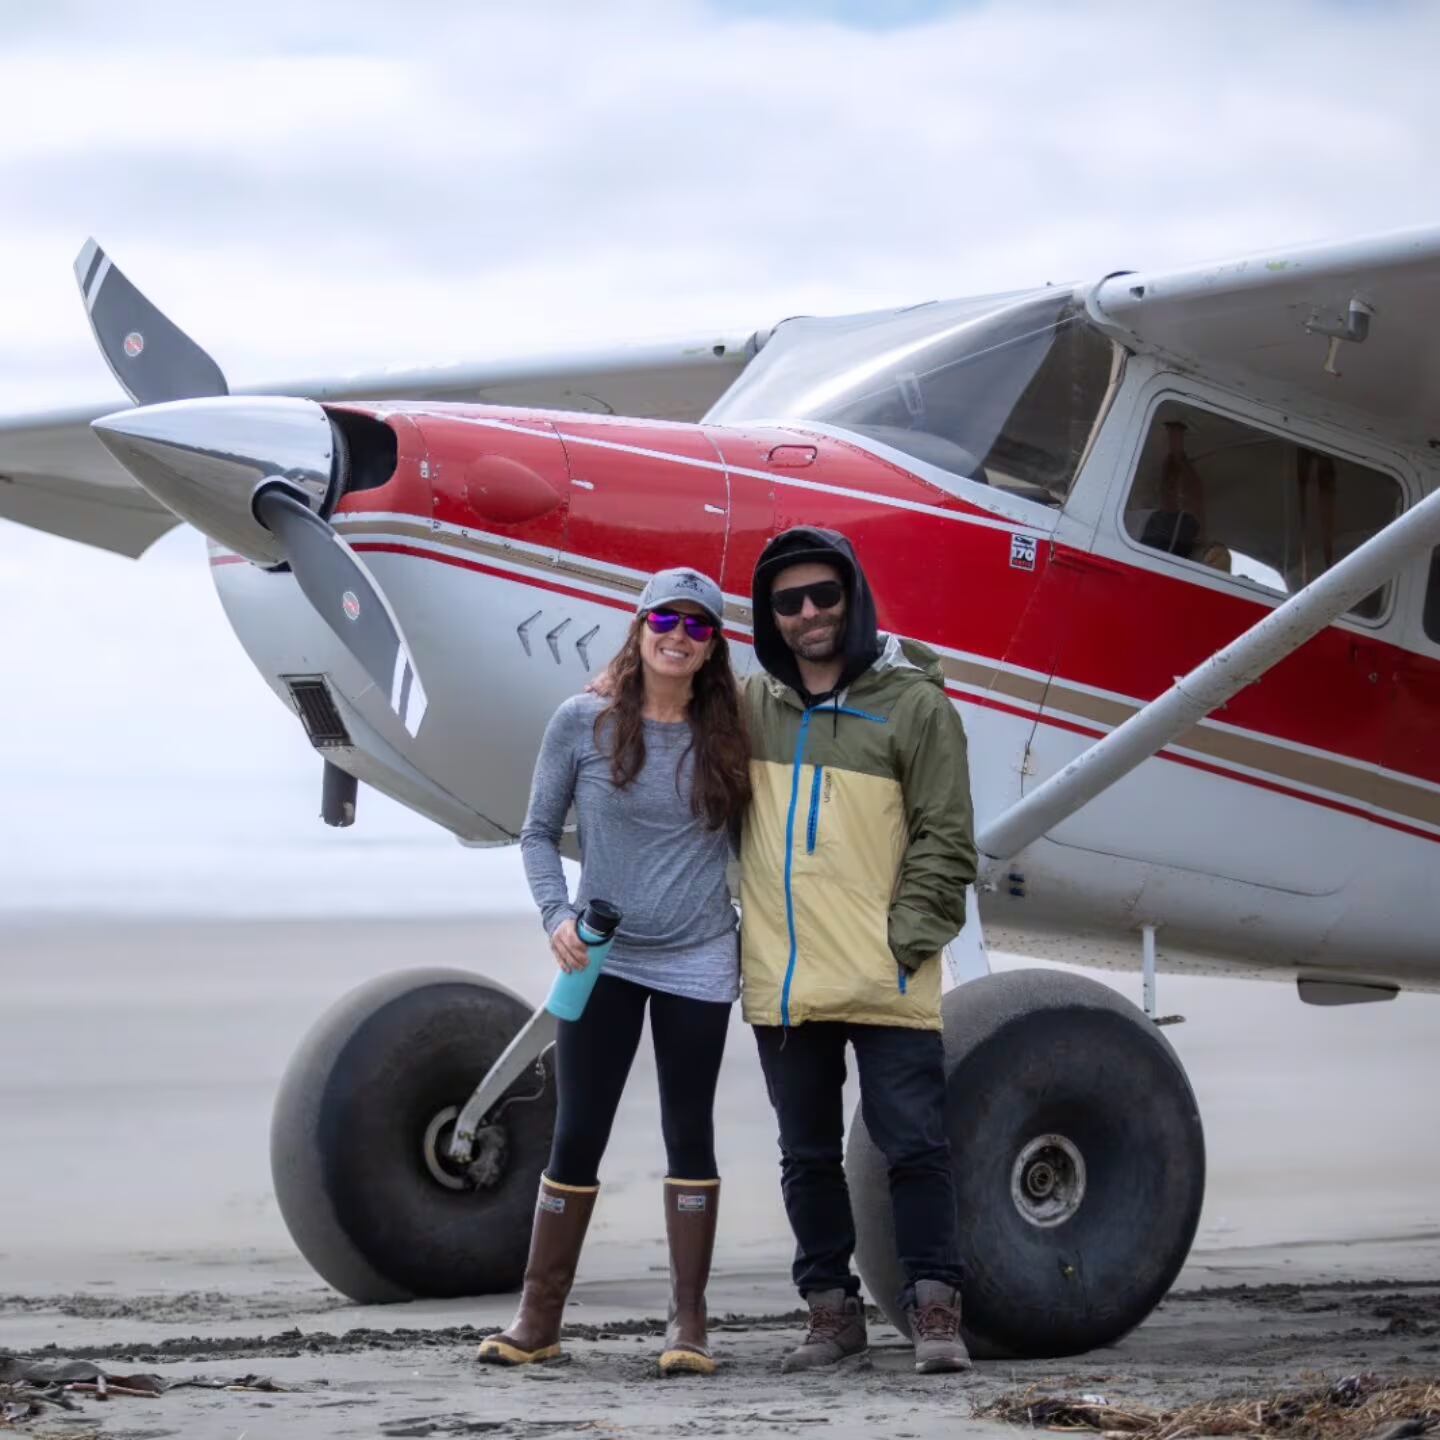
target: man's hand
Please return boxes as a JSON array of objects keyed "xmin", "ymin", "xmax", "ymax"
[
  {"xmin": 550, "ymin": 917, "xmax": 590, "ymax": 973},
  {"xmin": 584, "ymin": 666, "xmax": 616, "ymax": 699}
]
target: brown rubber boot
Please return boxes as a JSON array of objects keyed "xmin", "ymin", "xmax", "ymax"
[
  {"xmin": 905, "ymin": 1279, "xmax": 972, "ymax": 1374},
  {"xmin": 476, "ymin": 1177, "xmax": 598, "ymax": 1365},
  {"xmin": 658, "ymin": 1178, "xmax": 720, "ymax": 1376},
  {"xmin": 780, "ymin": 1289, "xmax": 869, "ymax": 1372}
]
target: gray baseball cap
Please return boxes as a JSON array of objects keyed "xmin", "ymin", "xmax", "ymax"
[{"xmin": 637, "ymin": 566, "xmax": 725, "ymax": 625}]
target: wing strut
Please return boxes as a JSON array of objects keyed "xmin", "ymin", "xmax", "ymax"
[{"xmin": 978, "ymin": 484, "xmax": 1440, "ymax": 863}]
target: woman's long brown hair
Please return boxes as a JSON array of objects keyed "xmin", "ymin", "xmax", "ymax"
[{"xmin": 595, "ymin": 616, "xmax": 751, "ymax": 830}]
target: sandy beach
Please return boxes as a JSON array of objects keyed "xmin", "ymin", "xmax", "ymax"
[{"xmin": 2, "ymin": 913, "xmax": 1437, "ymax": 1436}]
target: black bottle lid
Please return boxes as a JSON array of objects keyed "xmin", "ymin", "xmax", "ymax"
[{"xmin": 579, "ymin": 898, "xmax": 622, "ymax": 942}]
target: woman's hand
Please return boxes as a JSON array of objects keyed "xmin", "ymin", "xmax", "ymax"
[{"xmin": 550, "ymin": 918, "xmax": 591, "ymax": 973}]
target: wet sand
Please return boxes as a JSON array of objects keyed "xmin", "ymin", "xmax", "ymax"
[{"xmin": 2, "ymin": 914, "xmax": 1438, "ymax": 1436}]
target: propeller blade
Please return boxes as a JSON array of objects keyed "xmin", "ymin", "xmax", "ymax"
[
  {"xmin": 74, "ymin": 238, "xmax": 228, "ymax": 406},
  {"xmin": 254, "ymin": 486, "xmax": 429, "ymax": 738}
]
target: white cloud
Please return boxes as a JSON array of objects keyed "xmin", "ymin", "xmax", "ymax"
[{"xmin": 2, "ymin": 0, "xmax": 1436, "ymax": 409}]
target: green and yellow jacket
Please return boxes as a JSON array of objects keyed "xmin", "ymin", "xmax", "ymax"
[{"xmin": 739, "ymin": 528, "xmax": 977, "ymax": 1031}]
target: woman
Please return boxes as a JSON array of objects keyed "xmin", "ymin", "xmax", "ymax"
[{"xmin": 478, "ymin": 567, "xmax": 750, "ymax": 1376}]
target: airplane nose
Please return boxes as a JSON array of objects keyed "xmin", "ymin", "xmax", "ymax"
[{"xmin": 92, "ymin": 395, "xmax": 336, "ymax": 565}]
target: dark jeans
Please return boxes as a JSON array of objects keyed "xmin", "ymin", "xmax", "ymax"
[
  {"xmin": 548, "ymin": 973, "xmax": 732, "ymax": 1187},
  {"xmin": 754, "ymin": 1021, "xmax": 962, "ymax": 1305}
]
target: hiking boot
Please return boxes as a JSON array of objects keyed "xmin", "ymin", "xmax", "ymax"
[
  {"xmin": 658, "ymin": 1178, "xmax": 720, "ymax": 1376},
  {"xmin": 780, "ymin": 1289, "xmax": 868, "ymax": 1372},
  {"xmin": 476, "ymin": 1177, "xmax": 598, "ymax": 1365},
  {"xmin": 905, "ymin": 1279, "xmax": 972, "ymax": 1374}
]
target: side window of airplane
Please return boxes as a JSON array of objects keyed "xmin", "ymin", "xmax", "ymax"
[{"xmin": 1121, "ymin": 399, "xmax": 1403, "ymax": 620}]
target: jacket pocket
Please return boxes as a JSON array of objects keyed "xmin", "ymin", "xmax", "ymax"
[{"xmin": 791, "ymin": 875, "xmax": 904, "ymax": 1021}]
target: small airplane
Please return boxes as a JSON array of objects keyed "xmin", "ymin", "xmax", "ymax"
[{"xmin": 3, "ymin": 224, "xmax": 1439, "ymax": 1361}]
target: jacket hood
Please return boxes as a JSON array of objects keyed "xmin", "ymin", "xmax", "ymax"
[
  {"xmin": 865, "ymin": 632, "xmax": 946, "ymax": 694},
  {"xmin": 751, "ymin": 526, "xmax": 883, "ymax": 702}
]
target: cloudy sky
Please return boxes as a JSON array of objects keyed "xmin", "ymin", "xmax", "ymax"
[{"xmin": 2, "ymin": 0, "xmax": 1437, "ymax": 917}]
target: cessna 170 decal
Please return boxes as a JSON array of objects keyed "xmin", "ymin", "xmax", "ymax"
[{"xmin": 2, "ymin": 225, "xmax": 1438, "ymax": 1360}]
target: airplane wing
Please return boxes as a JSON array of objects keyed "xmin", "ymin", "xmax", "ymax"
[
  {"xmin": 0, "ymin": 333, "xmax": 760, "ymax": 558},
  {"xmin": 1088, "ymin": 223, "xmax": 1440, "ymax": 454}
]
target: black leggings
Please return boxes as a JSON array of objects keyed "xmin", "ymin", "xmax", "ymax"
[{"xmin": 546, "ymin": 972, "xmax": 732, "ymax": 1187}]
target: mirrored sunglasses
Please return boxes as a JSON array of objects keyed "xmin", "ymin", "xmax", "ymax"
[
  {"xmin": 645, "ymin": 609, "xmax": 716, "ymax": 642},
  {"xmin": 770, "ymin": 579, "xmax": 845, "ymax": 617}
]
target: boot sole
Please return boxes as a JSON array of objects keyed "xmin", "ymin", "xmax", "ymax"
[
  {"xmin": 913, "ymin": 1356, "xmax": 973, "ymax": 1374},
  {"xmin": 780, "ymin": 1346, "xmax": 870, "ymax": 1374},
  {"xmin": 658, "ymin": 1348, "xmax": 717, "ymax": 1376},
  {"xmin": 475, "ymin": 1340, "xmax": 563, "ymax": 1366}
]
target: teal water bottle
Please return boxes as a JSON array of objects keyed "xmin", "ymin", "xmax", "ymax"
[{"xmin": 543, "ymin": 899, "xmax": 622, "ymax": 1022}]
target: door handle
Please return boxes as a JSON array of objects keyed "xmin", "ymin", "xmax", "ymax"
[{"xmin": 1050, "ymin": 548, "xmax": 1126, "ymax": 577}]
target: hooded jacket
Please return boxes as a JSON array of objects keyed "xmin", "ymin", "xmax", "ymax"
[{"xmin": 739, "ymin": 528, "xmax": 977, "ymax": 1031}]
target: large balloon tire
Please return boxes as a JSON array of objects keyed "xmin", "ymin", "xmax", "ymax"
[
  {"xmin": 847, "ymin": 968, "xmax": 1204, "ymax": 1358},
  {"xmin": 271, "ymin": 967, "xmax": 554, "ymax": 1303}
]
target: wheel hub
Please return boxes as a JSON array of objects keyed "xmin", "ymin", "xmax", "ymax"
[
  {"xmin": 1010, "ymin": 1133, "xmax": 1086, "ymax": 1227},
  {"xmin": 422, "ymin": 1107, "xmax": 472, "ymax": 1191},
  {"xmin": 421, "ymin": 1107, "xmax": 511, "ymax": 1192}
]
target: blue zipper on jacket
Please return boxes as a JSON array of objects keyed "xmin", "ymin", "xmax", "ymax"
[{"xmin": 779, "ymin": 700, "xmax": 887, "ymax": 1027}]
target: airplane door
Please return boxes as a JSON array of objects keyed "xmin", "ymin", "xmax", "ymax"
[
  {"xmin": 703, "ymin": 426, "xmax": 783, "ymax": 677},
  {"xmin": 1023, "ymin": 390, "xmax": 1404, "ymax": 896},
  {"xmin": 559, "ymin": 420, "xmax": 728, "ymax": 586}
]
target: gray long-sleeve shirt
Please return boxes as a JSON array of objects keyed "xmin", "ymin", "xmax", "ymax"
[{"xmin": 519, "ymin": 694, "xmax": 739, "ymax": 1004}]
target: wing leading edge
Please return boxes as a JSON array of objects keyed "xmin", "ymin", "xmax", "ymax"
[{"xmin": 0, "ymin": 334, "xmax": 760, "ymax": 558}]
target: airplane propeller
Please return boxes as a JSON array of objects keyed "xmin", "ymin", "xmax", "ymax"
[
  {"xmin": 75, "ymin": 239, "xmax": 229, "ymax": 407},
  {"xmin": 76, "ymin": 240, "xmax": 428, "ymax": 738}
]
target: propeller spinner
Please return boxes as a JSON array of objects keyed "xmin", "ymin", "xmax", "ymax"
[{"xmin": 78, "ymin": 240, "xmax": 428, "ymax": 738}]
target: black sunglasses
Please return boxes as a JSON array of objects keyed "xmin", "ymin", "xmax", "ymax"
[{"xmin": 771, "ymin": 580, "xmax": 845, "ymax": 617}]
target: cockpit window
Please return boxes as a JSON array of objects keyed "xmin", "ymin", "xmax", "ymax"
[
  {"xmin": 1122, "ymin": 398, "xmax": 1403, "ymax": 620},
  {"xmin": 707, "ymin": 290, "xmax": 1120, "ymax": 508}
]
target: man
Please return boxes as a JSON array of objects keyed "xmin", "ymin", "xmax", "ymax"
[{"xmin": 740, "ymin": 525, "xmax": 976, "ymax": 1375}]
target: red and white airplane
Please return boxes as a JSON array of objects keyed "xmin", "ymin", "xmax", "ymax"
[{"xmin": 3, "ymin": 226, "xmax": 1438, "ymax": 1360}]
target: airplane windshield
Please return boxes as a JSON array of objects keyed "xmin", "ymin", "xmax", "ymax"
[{"xmin": 708, "ymin": 289, "xmax": 1120, "ymax": 508}]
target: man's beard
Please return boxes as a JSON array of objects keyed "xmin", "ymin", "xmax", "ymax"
[{"xmin": 788, "ymin": 618, "xmax": 842, "ymax": 660}]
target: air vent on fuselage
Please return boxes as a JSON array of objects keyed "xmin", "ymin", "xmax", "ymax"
[
  {"xmin": 285, "ymin": 677, "xmax": 352, "ymax": 748},
  {"xmin": 328, "ymin": 409, "xmax": 399, "ymax": 495}
]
